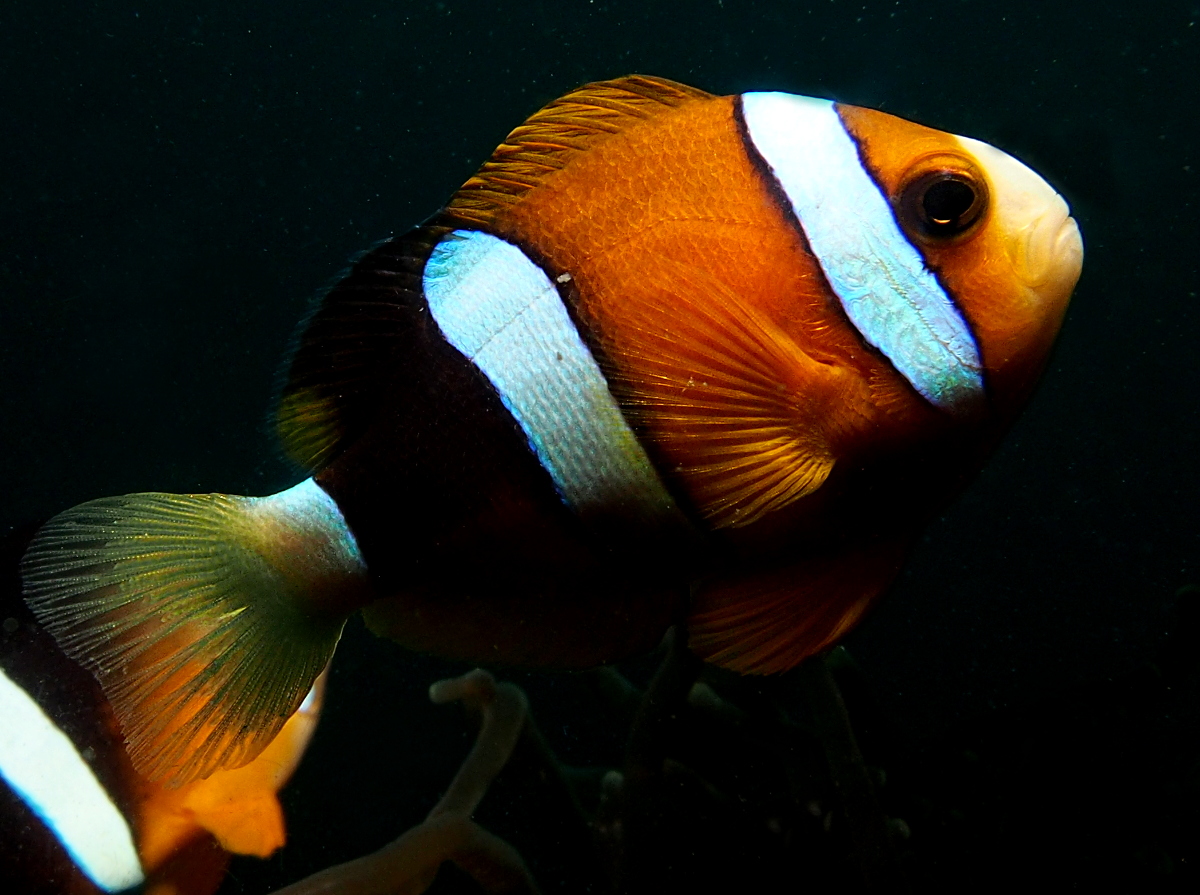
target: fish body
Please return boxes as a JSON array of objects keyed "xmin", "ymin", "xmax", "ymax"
[
  {"xmin": 0, "ymin": 530, "xmax": 326, "ymax": 893},
  {"xmin": 20, "ymin": 76, "xmax": 1082, "ymax": 785}
]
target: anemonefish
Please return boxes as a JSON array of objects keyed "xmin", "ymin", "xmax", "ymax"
[
  {"xmin": 1, "ymin": 528, "xmax": 326, "ymax": 894},
  {"xmin": 19, "ymin": 76, "xmax": 1082, "ymax": 787}
]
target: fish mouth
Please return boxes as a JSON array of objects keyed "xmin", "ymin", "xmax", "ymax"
[
  {"xmin": 953, "ymin": 134, "xmax": 1084, "ymax": 301},
  {"xmin": 1017, "ymin": 200, "xmax": 1084, "ymax": 293}
]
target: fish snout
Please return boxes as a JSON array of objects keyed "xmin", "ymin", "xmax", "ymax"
[
  {"xmin": 956, "ymin": 134, "xmax": 1084, "ymax": 307},
  {"xmin": 1018, "ymin": 199, "xmax": 1084, "ymax": 300}
]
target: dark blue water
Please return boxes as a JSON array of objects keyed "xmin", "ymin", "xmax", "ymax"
[{"xmin": 1, "ymin": 1, "xmax": 1197, "ymax": 891}]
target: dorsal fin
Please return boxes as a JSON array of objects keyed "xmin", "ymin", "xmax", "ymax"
[
  {"xmin": 277, "ymin": 76, "xmax": 711, "ymax": 472},
  {"xmin": 444, "ymin": 75, "xmax": 713, "ymax": 229},
  {"xmin": 276, "ymin": 229, "xmax": 441, "ymax": 472}
]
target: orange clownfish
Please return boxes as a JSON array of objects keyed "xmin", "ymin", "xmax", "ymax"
[{"xmin": 20, "ymin": 76, "xmax": 1082, "ymax": 787}]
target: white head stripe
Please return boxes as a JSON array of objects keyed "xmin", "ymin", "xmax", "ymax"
[
  {"xmin": 425, "ymin": 230, "xmax": 681, "ymax": 527},
  {"xmin": 0, "ymin": 667, "xmax": 144, "ymax": 892},
  {"xmin": 741, "ymin": 92, "xmax": 984, "ymax": 413}
]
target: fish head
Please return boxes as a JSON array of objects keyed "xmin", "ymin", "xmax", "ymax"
[{"xmin": 839, "ymin": 104, "xmax": 1084, "ymax": 419}]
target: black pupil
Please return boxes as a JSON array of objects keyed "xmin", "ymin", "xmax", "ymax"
[{"xmin": 922, "ymin": 178, "xmax": 976, "ymax": 228}]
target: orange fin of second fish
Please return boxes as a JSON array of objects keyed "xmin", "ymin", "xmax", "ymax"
[
  {"xmin": 179, "ymin": 669, "xmax": 325, "ymax": 856},
  {"xmin": 594, "ymin": 258, "xmax": 868, "ymax": 528},
  {"xmin": 188, "ymin": 790, "xmax": 286, "ymax": 858},
  {"xmin": 688, "ymin": 543, "xmax": 907, "ymax": 674}
]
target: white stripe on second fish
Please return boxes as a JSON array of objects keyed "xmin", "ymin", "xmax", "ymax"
[
  {"xmin": 0, "ymin": 667, "xmax": 144, "ymax": 892},
  {"xmin": 741, "ymin": 91, "xmax": 984, "ymax": 414},
  {"xmin": 424, "ymin": 229, "xmax": 681, "ymax": 527}
]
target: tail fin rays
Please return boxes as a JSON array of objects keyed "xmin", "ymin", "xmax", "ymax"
[{"xmin": 21, "ymin": 481, "xmax": 367, "ymax": 786}]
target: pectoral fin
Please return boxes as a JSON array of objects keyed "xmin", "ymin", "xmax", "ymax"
[{"xmin": 596, "ymin": 258, "xmax": 869, "ymax": 528}]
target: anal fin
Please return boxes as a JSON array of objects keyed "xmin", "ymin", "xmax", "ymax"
[{"xmin": 688, "ymin": 542, "xmax": 907, "ymax": 674}]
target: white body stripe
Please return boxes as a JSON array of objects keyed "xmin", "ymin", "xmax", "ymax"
[
  {"xmin": 256, "ymin": 477, "xmax": 367, "ymax": 575},
  {"xmin": 0, "ymin": 667, "xmax": 144, "ymax": 892},
  {"xmin": 424, "ymin": 230, "xmax": 680, "ymax": 526},
  {"xmin": 741, "ymin": 92, "xmax": 984, "ymax": 413}
]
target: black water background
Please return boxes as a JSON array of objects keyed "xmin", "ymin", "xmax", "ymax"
[{"xmin": 1, "ymin": 0, "xmax": 1197, "ymax": 890}]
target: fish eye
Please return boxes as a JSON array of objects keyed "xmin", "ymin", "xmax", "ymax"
[{"xmin": 896, "ymin": 166, "xmax": 988, "ymax": 241}]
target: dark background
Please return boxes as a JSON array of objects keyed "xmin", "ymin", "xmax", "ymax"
[{"xmin": 1, "ymin": 0, "xmax": 1197, "ymax": 890}]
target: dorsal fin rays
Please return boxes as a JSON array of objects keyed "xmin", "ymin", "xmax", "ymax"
[
  {"xmin": 593, "ymin": 259, "xmax": 864, "ymax": 528},
  {"xmin": 445, "ymin": 76, "xmax": 713, "ymax": 229},
  {"xmin": 275, "ymin": 231, "xmax": 439, "ymax": 472},
  {"xmin": 277, "ymin": 77, "xmax": 711, "ymax": 473}
]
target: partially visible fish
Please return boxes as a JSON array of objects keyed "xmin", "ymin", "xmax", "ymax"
[{"xmin": 1, "ymin": 528, "xmax": 326, "ymax": 894}]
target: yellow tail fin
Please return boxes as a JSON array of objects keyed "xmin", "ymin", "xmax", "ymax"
[{"xmin": 21, "ymin": 479, "xmax": 367, "ymax": 785}]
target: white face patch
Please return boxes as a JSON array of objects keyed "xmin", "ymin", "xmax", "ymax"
[
  {"xmin": 0, "ymin": 667, "xmax": 144, "ymax": 892},
  {"xmin": 741, "ymin": 92, "xmax": 984, "ymax": 414},
  {"xmin": 424, "ymin": 230, "xmax": 682, "ymax": 528}
]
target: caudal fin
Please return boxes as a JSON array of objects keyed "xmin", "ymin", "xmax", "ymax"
[{"xmin": 20, "ymin": 479, "xmax": 368, "ymax": 785}]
